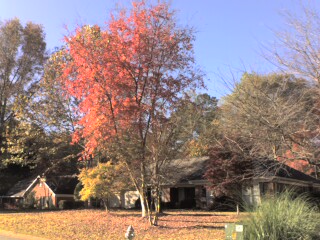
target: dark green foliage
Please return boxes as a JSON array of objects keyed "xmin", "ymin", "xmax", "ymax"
[
  {"xmin": 23, "ymin": 191, "xmax": 38, "ymax": 209},
  {"xmin": 58, "ymin": 200, "xmax": 84, "ymax": 210}
]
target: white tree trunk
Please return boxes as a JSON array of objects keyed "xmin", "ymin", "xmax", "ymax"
[{"xmin": 140, "ymin": 193, "xmax": 148, "ymax": 217}]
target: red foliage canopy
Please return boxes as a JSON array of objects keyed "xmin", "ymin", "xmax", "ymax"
[{"xmin": 57, "ymin": 1, "xmax": 203, "ymax": 159}]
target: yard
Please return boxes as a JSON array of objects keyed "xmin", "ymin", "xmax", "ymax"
[{"xmin": 0, "ymin": 209, "xmax": 239, "ymax": 240}]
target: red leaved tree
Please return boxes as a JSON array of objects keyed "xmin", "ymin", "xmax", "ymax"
[{"xmin": 54, "ymin": 1, "xmax": 203, "ymax": 222}]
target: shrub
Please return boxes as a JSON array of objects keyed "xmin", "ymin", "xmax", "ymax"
[
  {"xmin": 59, "ymin": 200, "xmax": 73, "ymax": 210},
  {"xmin": 58, "ymin": 200, "xmax": 85, "ymax": 210},
  {"xmin": 243, "ymin": 191, "xmax": 320, "ymax": 240},
  {"xmin": 3, "ymin": 202, "xmax": 19, "ymax": 210},
  {"xmin": 74, "ymin": 201, "xmax": 85, "ymax": 209},
  {"xmin": 23, "ymin": 191, "xmax": 38, "ymax": 209},
  {"xmin": 48, "ymin": 196, "xmax": 56, "ymax": 209}
]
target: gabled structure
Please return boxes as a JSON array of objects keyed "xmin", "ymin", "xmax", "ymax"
[
  {"xmin": 119, "ymin": 157, "xmax": 213, "ymax": 209},
  {"xmin": 159, "ymin": 156, "xmax": 212, "ymax": 209},
  {"xmin": 0, "ymin": 175, "xmax": 78, "ymax": 209},
  {"xmin": 114, "ymin": 157, "xmax": 320, "ymax": 210},
  {"xmin": 242, "ymin": 161, "xmax": 320, "ymax": 205}
]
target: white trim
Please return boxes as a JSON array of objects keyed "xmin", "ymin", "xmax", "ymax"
[
  {"xmin": 23, "ymin": 176, "xmax": 57, "ymax": 198},
  {"xmin": 188, "ymin": 180, "xmax": 209, "ymax": 185},
  {"xmin": 253, "ymin": 176, "xmax": 320, "ymax": 188},
  {"xmin": 22, "ymin": 176, "xmax": 41, "ymax": 197},
  {"xmin": 44, "ymin": 182, "xmax": 56, "ymax": 197}
]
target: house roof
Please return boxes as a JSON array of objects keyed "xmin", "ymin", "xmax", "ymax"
[
  {"xmin": 161, "ymin": 156, "xmax": 210, "ymax": 186},
  {"xmin": 5, "ymin": 175, "xmax": 79, "ymax": 197},
  {"xmin": 6, "ymin": 176, "xmax": 40, "ymax": 198},
  {"xmin": 254, "ymin": 161, "xmax": 320, "ymax": 184},
  {"xmin": 159, "ymin": 157, "xmax": 320, "ymax": 187}
]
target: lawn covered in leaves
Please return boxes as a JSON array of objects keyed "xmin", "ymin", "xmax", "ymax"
[{"xmin": 0, "ymin": 209, "xmax": 238, "ymax": 239}]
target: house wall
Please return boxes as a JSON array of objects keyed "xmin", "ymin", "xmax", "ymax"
[
  {"xmin": 242, "ymin": 180, "xmax": 320, "ymax": 206},
  {"xmin": 195, "ymin": 186, "xmax": 211, "ymax": 209},
  {"xmin": 28, "ymin": 180, "xmax": 55, "ymax": 208},
  {"xmin": 242, "ymin": 183, "xmax": 261, "ymax": 206},
  {"xmin": 161, "ymin": 188, "xmax": 170, "ymax": 203},
  {"xmin": 122, "ymin": 191, "xmax": 140, "ymax": 209},
  {"xmin": 108, "ymin": 193, "xmax": 121, "ymax": 208}
]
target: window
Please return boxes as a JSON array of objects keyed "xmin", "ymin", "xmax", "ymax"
[{"xmin": 201, "ymin": 187, "xmax": 206, "ymax": 198}]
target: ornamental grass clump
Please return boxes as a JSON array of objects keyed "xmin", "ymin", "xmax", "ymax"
[{"xmin": 243, "ymin": 191, "xmax": 320, "ymax": 240}]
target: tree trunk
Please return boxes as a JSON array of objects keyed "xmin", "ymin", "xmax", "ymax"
[
  {"xmin": 140, "ymin": 193, "xmax": 148, "ymax": 218},
  {"xmin": 140, "ymin": 191, "xmax": 154, "ymax": 225},
  {"xmin": 88, "ymin": 198, "xmax": 92, "ymax": 208},
  {"xmin": 236, "ymin": 204, "xmax": 239, "ymax": 215},
  {"xmin": 155, "ymin": 190, "xmax": 161, "ymax": 213},
  {"xmin": 102, "ymin": 199, "xmax": 109, "ymax": 212},
  {"xmin": 145, "ymin": 194, "xmax": 152, "ymax": 225}
]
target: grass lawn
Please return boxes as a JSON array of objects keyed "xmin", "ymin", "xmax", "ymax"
[{"xmin": 0, "ymin": 209, "xmax": 239, "ymax": 240}]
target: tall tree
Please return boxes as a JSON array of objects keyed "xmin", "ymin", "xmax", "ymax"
[
  {"xmin": 267, "ymin": 4, "xmax": 320, "ymax": 86},
  {"xmin": 54, "ymin": 1, "xmax": 203, "ymax": 222},
  {"xmin": 217, "ymin": 73, "xmax": 319, "ymax": 177},
  {"xmin": 174, "ymin": 93, "xmax": 219, "ymax": 157},
  {"xmin": 0, "ymin": 18, "xmax": 46, "ymax": 163},
  {"xmin": 205, "ymin": 73, "xmax": 320, "ymax": 200},
  {"xmin": 23, "ymin": 47, "xmax": 84, "ymax": 173}
]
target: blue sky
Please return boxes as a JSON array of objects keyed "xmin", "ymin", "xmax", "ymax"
[{"xmin": 0, "ymin": 0, "xmax": 306, "ymax": 97}]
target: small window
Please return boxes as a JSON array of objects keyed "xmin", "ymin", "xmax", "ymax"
[{"xmin": 39, "ymin": 182, "xmax": 43, "ymax": 187}]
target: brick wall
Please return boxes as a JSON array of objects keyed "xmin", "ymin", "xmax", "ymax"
[{"xmin": 28, "ymin": 179, "xmax": 56, "ymax": 207}]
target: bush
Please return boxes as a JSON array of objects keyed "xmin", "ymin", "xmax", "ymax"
[
  {"xmin": 23, "ymin": 191, "xmax": 38, "ymax": 209},
  {"xmin": 59, "ymin": 200, "xmax": 74, "ymax": 210},
  {"xmin": 74, "ymin": 201, "xmax": 85, "ymax": 209},
  {"xmin": 58, "ymin": 200, "xmax": 85, "ymax": 210},
  {"xmin": 243, "ymin": 191, "xmax": 320, "ymax": 240},
  {"xmin": 209, "ymin": 195, "xmax": 240, "ymax": 211}
]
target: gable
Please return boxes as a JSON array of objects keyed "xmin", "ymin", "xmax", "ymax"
[{"xmin": 6, "ymin": 176, "xmax": 56, "ymax": 198}]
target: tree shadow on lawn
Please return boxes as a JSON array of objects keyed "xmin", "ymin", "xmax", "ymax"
[
  {"xmin": 157, "ymin": 224, "xmax": 225, "ymax": 230},
  {"xmin": 164, "ymin": 213, "xmax": 229, "ymax": 217},
  {"xmin": 160, "ymin": 219, "xmax": 230, "ymax": 224},
  {"xmin": 109, "ymin": 210, "xmax": 231, "ymax": 218},
  {"xmin": 109, "ymin": 209, "xmax": 143, "ymax": 218}
]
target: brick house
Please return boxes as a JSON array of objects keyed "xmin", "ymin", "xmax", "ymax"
[{"xmin": 0, "ymin": 175, "xmax": 78, "ymax": 208}]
